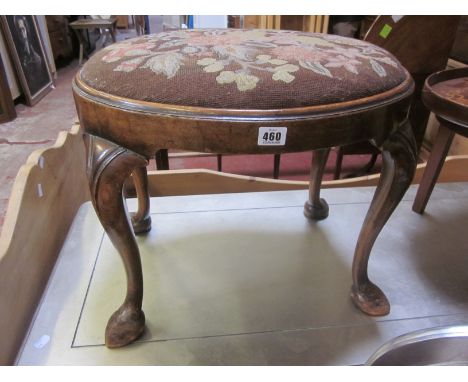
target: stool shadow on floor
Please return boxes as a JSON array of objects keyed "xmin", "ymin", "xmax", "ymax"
[{"xmin": 74, "ymin": 208, "xmax": 382, "ymax": 364}]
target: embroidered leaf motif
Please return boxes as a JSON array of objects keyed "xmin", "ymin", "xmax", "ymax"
[
  {"xmin": 269, "ymin": 58, "xmax": 288, "ymax": 65},
  {"xmin": 143, "ymin": 53, "xmax": 183, "ymax": 79},
  {"xmin": 256, "ymin": 54, "xmax": 271, "ymax": 64},
  {"xmin": 197, "ymin": 57, "xmax": 217, "ymax": 66},
  {"xmin": 299, "ymin": 61, "xmax": 332, "ymax": 77},
  {"xmin": 158, "ymin": 40, "xmax": 187, "ymax": 49},
  {"xmin": 244, "ymin": 41, "xmax": 277, "ymax": 48},
  {"xmin": 374, "ymin": 56, "xmax": 398, "ymax": 68},
  {"xmin": 272, "ymin": 70, "xmax": 295, "ymax": 83},
  {"xmin": 235, "ymin": 73, "xmax": 259, "ymax": 91},
  {"xmin": 344, "ymin": 63, "xmax": 359, "ymax": 74},
  {"xmin": 295, "ymin": 36, "xmax": 336, "ymax": 47},
  {"xmin": 216, "ymin": 71, "xmax": 237, "ymax": 84},
  {"xmin": 216, "ymin": 71, "xmax": 259, "ymax": 91},
  {"xmin": 125, "ymin": 49, "xmax": 153, "ymax": 57},
  {"xmin": 370, "ymin": 59, "xmax": 387, "ymax": 77},
  {"xmin": 214, "ymin": 45, "xmax": 252, "ymax": 60},
  {"xmin": 114, "ymin": 57, "xmax": 146, "ymax": 72},
  {"xmin": 203, "ymin": 61, "xmax": 225, "ymax": 73},
  {"xmin": 273, "ymin": 64, "xmax": 300, "ymax": 73}
]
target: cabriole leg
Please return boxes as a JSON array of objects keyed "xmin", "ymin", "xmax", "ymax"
[
  {"xmin": 304, "ymin": 148, "xmax": 331, "ymax": 220},
  {"xmin": 85, "ymin": 134, "xmax": 148, "ymax": 348},
  {"xmin": 131, "ymin": 166, "xmax": 152, "ymax": 234},
  {"xmin": 350, "ymin": 120, "xmax": 417, "ymax": 316}
]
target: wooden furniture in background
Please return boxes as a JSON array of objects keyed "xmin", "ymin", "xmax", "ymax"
[
  {"xmin": 241, "ymin": 15, "xmax": 329, "ymax": 33},
  {"xmin": 451, "ymin": 16, "xmax": 468, "ymax": 64},
  {"xmin": 423, "ymin": 59, "xmax": 468, "ymax": 157},
  {"xmin": 413, "ymin": 67, "xmax": 468, "ymax": 214},
  {"xmin": 69, "ymin": 17, "xmax": 117, "ymax": 65},
  {"xmin": 334, "ymin": 16, "xmax": 460, "ymax": 179},
  {"xmin": 45, "ymin": 16, "xmax": 73, "ymax": 62},
  {"xmin": 0, "ymin": 54, "xmax": 16, "ymax": 122},
  {"xmin": 115, "ymin": 16, "xmax": 129, "ymax": 29}
]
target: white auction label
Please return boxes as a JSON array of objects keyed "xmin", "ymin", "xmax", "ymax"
[{"xmin": 258, "ymin": 127, "xmax": 287, "ymax": 146}]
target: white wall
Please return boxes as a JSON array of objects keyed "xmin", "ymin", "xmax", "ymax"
[{"xmin": 193, "ymin": 15, "xmax": 227, "ymax": 28}]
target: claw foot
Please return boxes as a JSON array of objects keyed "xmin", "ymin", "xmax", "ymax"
[
  {"xmin": 303, "ymin": 198, "xmax": 329, "ymax": 220},
  {"xmin": 105, "ymin": 305, "xmax": 145, "ymax": 348},
  {"xmin": 350, "ymin": 282, "xmax": 390, "ymax": 316}
]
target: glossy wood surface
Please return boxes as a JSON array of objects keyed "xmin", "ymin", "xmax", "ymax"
[
  {"xmin": 2, "ymin": 123, "xmax": 468, "ymax": 363},
  {"xmin": 422, "ymin": 67, "xmax": 468, "ymax": 128},
  {"xmin": 413, "ymin": 67, "xmax": 468, "ymax": 214},
  {"xmin": 73, "ymin": 34, "xmax": 417, "ymax": 347}
]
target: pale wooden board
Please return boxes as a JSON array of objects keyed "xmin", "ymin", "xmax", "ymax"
[
  {"xmin": 141, "ymin": 155, "xmax": 468, "ymax": 197},
  {"xmin": 0, "ymin": 123, "xmax": 90, "ymax": 365}
]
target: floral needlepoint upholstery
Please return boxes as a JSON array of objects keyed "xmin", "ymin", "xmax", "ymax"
[{"xmin": 80, "ymin": 29, "xmax": 409, "ymax": 110}]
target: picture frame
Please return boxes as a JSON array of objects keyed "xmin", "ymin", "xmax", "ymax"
[
  {"xmin": 0, "ymin": 55, "xmax": 16, "ymax": 123},
  {"xmin": 0, "ymin": 15, "xmax": 54, "ymax": 106}
]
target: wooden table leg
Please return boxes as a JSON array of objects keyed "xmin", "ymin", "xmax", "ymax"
[
  {"xmin": 304, "ymin": 148, "xmax": 330, "ymax": 220},
  {"xmin": 412, "ymin": 123, "xmax": 455, "ymax": 214},
  {"xmin": 334, "ymin": 147, "xmax": 344, "ymax": 180},
  {"xmin": 72, "ymin": 28, "xmax": 85, "ymax": 65},
  {"xmin": 350, "ymin": 120, "xmax": 417, "ymax": 316},
  {"xmin": 84, "ymin": 134, "xmax": 147, "ymax": 348},
  {"xmin": 131, "ymin": 166, "xmax": 152, "ymax": 234},
  {"xmin": 273, "ymin": 153, "xmax": 281, "ymax": 179},
  {"xmin": 110, "ymin": 26, "xmax": 117, "ymax": 43},
  {"xmin": 155, "ymin": 149, "xmax": 169, "ymax": 170},
  {"xmin": 217, "ymin": 154, "xmax": 223, "ymax": 172}
]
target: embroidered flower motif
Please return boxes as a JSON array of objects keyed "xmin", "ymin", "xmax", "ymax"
[
  {"xmin": 271, "ymin": 46, "xmax": 330, "ymax": 62},
  {"xmin": 324, "ymin": 55, "xmax": 361, "ymax": 74},
  {"xmin": 142, "ymin": 53, "xmax": 183, "ymax": 79},
  {"xmin": 100, "ymin": 29, "xmax": 401, "ymax": 91},
  {"xmin": 216, "ymin": 71, "xmax": 259, "ymax": 91},
  {"xmin": 102, "ymin": 42, "xmax": 156, "ymax": 63}
]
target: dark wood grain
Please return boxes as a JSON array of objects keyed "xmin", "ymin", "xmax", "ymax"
[
  {"xmin": 84, "ymin": 134, "xmax": 147, "ymax": 348},
  {"xmin": 73, "ymin": 31, "xmax": 418, "ymax": 347},
  {"xmin": 351, "ymin": 120, "xmax": 417, "ymax": 315}
]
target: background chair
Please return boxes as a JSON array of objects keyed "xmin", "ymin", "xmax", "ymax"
[{"xmin": 334, "ymin": 15, "xmax": 460, "ymax": 179}]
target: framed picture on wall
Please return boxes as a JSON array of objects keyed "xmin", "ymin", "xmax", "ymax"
[{"xmin": 0, "ymin": 15, "xmax": 54, "ymax": 106}]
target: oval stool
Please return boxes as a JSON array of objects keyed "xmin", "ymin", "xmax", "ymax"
[{"xmin": 73, "ymin": 29, "xmax": 417, "ymax": 348}]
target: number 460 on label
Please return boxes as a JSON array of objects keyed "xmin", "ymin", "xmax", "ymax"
[{"xmin": 257, "ymin": 127, "xmax": 288, "ymax": 146}]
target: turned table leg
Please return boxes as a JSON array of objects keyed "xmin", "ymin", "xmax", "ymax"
[
  {"xmin": 131, "ymin": 167, "xmax": 152, "ymax": 234},
  {"xmin": 84, "ymin": 134, "xmax": 148, "ymax": 348},
  {"xmin": 304, "ymin": 148, "xmax": 330, "ymax": 220},
  {"xmin": 350, "ymin": 121, "xmax": 417, "ymax": 316}
]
